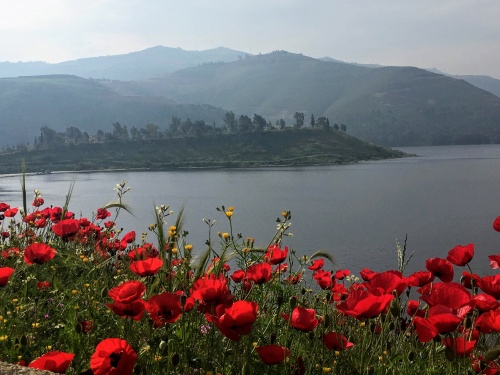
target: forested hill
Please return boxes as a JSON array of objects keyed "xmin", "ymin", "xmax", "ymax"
[
  {"xmin": 107, "ymin": 51, "xmax": 500, "ymax": 146},
  {"xmin": 0, "ymin": 128, "xmax": 407, "ymax": 175}
]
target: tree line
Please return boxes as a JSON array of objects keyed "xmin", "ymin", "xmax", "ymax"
[{"xmin": 26, "ymin": 112, "xmax": 347, "ymax": 148}]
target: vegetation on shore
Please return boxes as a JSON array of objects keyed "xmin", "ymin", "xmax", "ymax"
[
  {"xmin": 0, "ymin": 128, "xmax": 407, "ymax": 175},
  {"xmin": 1, "ymin": 181, "xmax": 500, "ymax": 374}
]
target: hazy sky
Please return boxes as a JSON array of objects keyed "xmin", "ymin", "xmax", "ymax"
[{"xmin": 1, "ymin": 0, "xmax": 499, "ymax": 78}]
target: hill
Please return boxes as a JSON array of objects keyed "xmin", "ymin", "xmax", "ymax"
[
  {"xmin": 0, "ymin": 75, "xmax": 226, "ymax": 148},
  {"xmin": 0, "ymin": 128, "xmax": 407, "ymax": 174},
  {"xmin": 0, "ymin": 46, "xmax": 247, "ymax": 81},
  {"xmin": 105, "ymin": 51, "xmax": 500, "ymax": 146}
]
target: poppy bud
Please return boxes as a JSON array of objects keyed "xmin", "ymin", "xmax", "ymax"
[
  {"xmin": 171, "ymin": 353, "xmax": 180, "ymax": 366},
  {"xmin": 301, "ymin": 288, "xmax": 306, "ymax": 295},
  {"xmin": 277, "ymin": 294, "xmax": 284, "ymax": 307},
  {"xmin": 270, "ymin": 332, "xmax": 277, "ymax": 345},
  {"xmin": 433, "ymin": 335, "xmax": 442, "ymax": 343},
  {"xmin": 390, "ymin": 299, "xmax": 400, "ymax": 318},
  {"xmin": 159, "ymin": 340, "xmax": 167, "ymax": 351},
  {"xmin": 75, "ymin": 323, "xmax": 82, "ymax": 334},
  {"xmin": 389, "ymin": 322, "xmax": 395, "ymax": 331},
  {"xmin": 308, "ymin": 331, "xmax": 314, "ymax": 341},
  {"xmin": 289, "ymin": 297, "xmax": 297, "ymax": 309},
  {"xmin": 100, "ymin": 287, "xmax": 108, "ymax": 298},
  {"xmin": 20, "ymin": 335, "xmax": 27, "ymax": 346},
  {"xmin": 407, "ymin": 351, "xmax": 415, "ymax": 362},
  {"xmin": 324, "ymin": 314, "xmax": 331, "ymax": 328},
  {"xmin": 180, "ymin": 295, "xmax": 187, "ymax": 307},
  {"xmin": 483, "ymin": 347, "xmax": 500, "ymax": 361}
]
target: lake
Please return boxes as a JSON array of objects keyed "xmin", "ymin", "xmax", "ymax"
[{"xmin": 1, "ymin": 144, "xmax": 500, "ymax": 276}]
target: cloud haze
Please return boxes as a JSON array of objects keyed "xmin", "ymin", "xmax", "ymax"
[{"xmin": 1, "ymin": 0, "xmax": 499, "ymax": 78}]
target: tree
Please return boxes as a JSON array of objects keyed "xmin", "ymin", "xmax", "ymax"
[
  {"xmin": 224, "ymin": 111, "xmax": 238, "ymax": 133},
  {"xmin": 252, "ymin": 114, "xmax": 267, "ymax": 132},
  {"xmin": 40, "ymin": 126, "xmax": 57, "ymax": 145},
  {"xmin": 278, "ymin": 119, "xmax": 286, "ymax": 130},
  {"xmin": 112, "ymin": 122, "xmax": 129, "ymax": 141},
  {"xmin": 316, "ymin": 117, "xmax": 328, "ymax": 129},
  {"xmin": 310, "ymin": 114, "xmax": 316, "ymax": 128},
  {"xmin": 170, "ymin": 116, "xmax": 182, "ymax": 136},
  {"xmin": 238, "ymin": 115, "xmax": 252, "ymax": 133},
  {"xmin": 340, "ymin": 123, "xmax": 347, "ymax": 132},
  {"xmin": 293, "ymin": 112, "xmax": 305, "ymax": 129},
  {"xmin": 333, "ymin": 123, "xmax": 340, "ymax": 131}
]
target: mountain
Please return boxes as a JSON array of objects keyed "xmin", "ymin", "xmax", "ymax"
[
  {"xmin": 0, "ymin": 46, "xmax": 248, "ymax": 81},
  {"xmin": 0, "ymin": 75, "xmax": 226, "ymax": 147},
  {"xmin": 103, "ymin": 51, "xmax": 500, "ymax": 146}
]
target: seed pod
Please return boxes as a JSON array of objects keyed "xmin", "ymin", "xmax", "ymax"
[
  {"xmin": 289, "ymin": 297, "xmax": 298, "ymax": 309},
  {"xmin": 171, "ymin": 353, "xmax": 180, "ymax": 367}
]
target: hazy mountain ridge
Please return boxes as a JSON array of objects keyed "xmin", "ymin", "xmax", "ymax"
[{"xmin": 0, "ymin": 46, "xmax": 248, "ymax": 81}]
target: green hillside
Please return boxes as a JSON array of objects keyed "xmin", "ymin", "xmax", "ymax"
[
  {"xmin": 0, "ymin": 75, "xmax": 226, "ymax": 148},
  {"xmin": 112, "ymin": 51, "xmax": 500, "ymax": 146},
  {"xmin": 0, "ymin": 128, "xmax": 407, "ymax": 174}
]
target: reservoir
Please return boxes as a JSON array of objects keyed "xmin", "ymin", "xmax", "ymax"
[{"xmin": 1, "ymin": 144, "xmax": 500, "ymax": 276}]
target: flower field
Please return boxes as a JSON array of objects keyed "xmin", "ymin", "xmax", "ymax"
[{"xmin": 1, "ymin": 181, "xmax": 500, "ymax": 374}]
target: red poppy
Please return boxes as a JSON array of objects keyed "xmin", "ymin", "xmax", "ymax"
[
  {"xmin": 127, "ymin": 244, "xmax": 158, "ymax": 261},
  {"xmin": 4, "ymin": 207, "xmax": 18, "ymax": 217},
  {"xmin": 79, "ymin": 320, "xmax": 94, "ymax": 334},
  {"xmin": 230, "ymin": 269, "xmax": 246, "ymax": 283},
  {"xmin": 359, "ymin": 268, "xmax": 377, "ymax": 281},
  {"xmin": 425, "ymin": 257, "xmax": 454, "ymax": 282},
  {"xmin": 493, "ymin": 216, "xmax": 500, "ymax": 232},
  {"xmin": 335, "ymin": 269, "xmax": 350, "ymax": 280},
  {"xmin": 406, "ymin": 300, "xmax": 425, "ymax": 317},
  {"xmin": 331, "ymin": 281, "xmax": 349, "ymax": 301},
  {"xmin": 1, "ymin": 247, "xmax": 19, "ymax": 259},
  {"xmin": 313, "ymin": 270, "xmax": 333, "ymax": 289},
  {"xmin": 442, "ymin": 337, "xmax": 476, "ymax": 357},
  {"xmin": 108, "ymin": 280, "xmax": 146, "ymax": 304},
  {"xmin": 365, "ymin": 270, "xmax": 408, "ymax": 296},
  {"xmin": 336, "ymin": 287, "xmax": 394, "ymax": 320},
  {"xmin": 245, "ymin": 262, "xmax": 273, "ymax": 284},
  {"xmin": 472, "ymin": 356, "xmax": 500, "ymax": 375},
  {"xmin": 107, "ymin": 299, "xmax": 147, "ymax": 320},
  {"xmin": 37, "ymin": 281, "xmax": 51, "ymax": 290},
  {"xmin": 0, "ymin": 202, "xmax": 9, "ymax": 212},
  {"xmin": 477, "ymin": 275, "xmax": 500, "ymax": 299},
  {"xmin": 476, "ymin": 308, "xmax": 500, "ymax": 333},
  {"xmin": 147, "ymin": 292, "xmax": 183, "ymax": 327},
  {"xmin": 307, "ymin": 259, "xmax": 324, "ymax": 271},
  {"xmin": 0, "ymin": 267, "xmax": 15, "ymax": 287},
  {"xmin": 121, "ymin": 231, "xmax": 136, "ymax": 243},
  {"xmin": 264, "ymin": 244, "xmax": 288, "ymax": 265},
  {"xmin": 461, "ymin": 271, "xmax": 480, "ymax": 289},
  {"xmin": 96, "ymin": 208, "xmax": 111, "ymax": 220},
  {"xmin": 256, "ymin": 345, "xmax": 290, "ymax": 365},
  {"xmin": 412, "ymin": 313, "xmax": 462, "ymax": 342},
  {"xmin": 489, "ymin": 255, "xmax": 500, "ymax": 269},
  {"xmin": 446, "ymin": 244, "xmax": 474, "ymax": 267},
  {"xmin": 52, "ymin": 219, "xmax": 80, "ymax": 238},
  {"xmin": 28, "ymin": 351, "xmax": 74, "ymax": 373},
  {"xmin": 32, "ymin": 197, "xmax": 44, "ymax": 207},
  {"xmin": 207, "ymin": 300, "xmax": 258, "ymax": 341},
  {"xmin": 129, "ymin": 258, "xmax": 163, "ymax": 277},
  {"xmin": 323, "ymin": 332, "xmax": 354, "ymax": 351},
  {"xmin": 419, "ymin": 282, "xmax": 472, "ymax": 311},
  {"xmin": 190, "ymin": 274, "xmax": 233, "ymax": 312},
  {"xmin": 473, "ymin": 294, "xmax": 499, "ymax": 313},
  {"xmin": 286, "ymin": 273, "xmax": 303, "ymax": 285},
  {"xmin": 24, "ymin": 243, "xmax": 57, "ymax": 265},
  {"xmin": 282, "ymin": 306, "xmax": 320, "ymax": 332},
  {"xmin": 90, "ymin": 338, "xmax": 137, "ymax": 375},
  {"xmin": 408, "ymin": 271, "xmax": 435, "ymax": 287}
]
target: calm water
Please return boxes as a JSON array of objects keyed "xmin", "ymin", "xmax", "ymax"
[{"xmin": 1, "ymin": 144, "xmax": 500, "ymax": 275}]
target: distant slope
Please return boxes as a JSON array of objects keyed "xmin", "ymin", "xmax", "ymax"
[
  {"xmin": 107, "ymin": 51, "xmax": 500, "ymax": 146},
  {"xmin": 0, "ymin": 46, "xmax": 248, "ymax": 81},
  {"xmin": 0, "ymin": 75, "xmax": 226, "ymax": 147},
  {"xmin": 0, "ymin": 128, "xmax": 408, "ymax": 174}
]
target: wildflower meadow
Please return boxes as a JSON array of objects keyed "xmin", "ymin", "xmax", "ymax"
[{"xmin": 1, "ymin": 179, "xmax": 500, "ymax": 374}]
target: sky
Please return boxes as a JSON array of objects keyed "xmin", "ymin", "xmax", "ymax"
[{"xmin": 1, "ymin": 0, "xmax": 500, "ymax": 78}]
